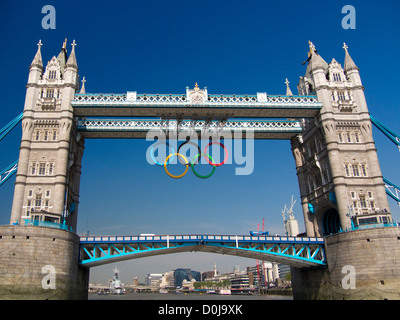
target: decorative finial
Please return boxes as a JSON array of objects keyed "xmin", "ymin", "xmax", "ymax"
[
  {"xmin": 285, "ymin": 78, "xmax": 293, "ymax": 96},
  {"xmin": 80, "ymin": 77, "xmax": 86, "ymax": 94},
  {"xmin": 343, "ymin": 42, "xmax": 348, "ymax": 53},
  {"xmin": 71, "ymin": 39, "xmax": 77, "ymax": 50},
  {"xmin": 194, "ymin": 82, "xmax": 199, "ymax": 91},
  {"xmin": 308, "ymin": 40, "xmax": 316, "ymax": 55},
  {"xmin": 62, "ymin": 38, "xmax": 67, "ymax": 50},
  {"xmin": 37, "ymin": 39, "xmax": 43, "ymax": 49}
]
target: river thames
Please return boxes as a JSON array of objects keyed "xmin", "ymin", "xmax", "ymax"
[{"xmin": 89, "ymin": 292, "xmax": 293, "ymax": 300}]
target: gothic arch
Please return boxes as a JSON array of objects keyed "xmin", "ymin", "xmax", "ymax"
[{"xmin": 322, "ymin": 208, "xmax": 341, "ymax": 235}]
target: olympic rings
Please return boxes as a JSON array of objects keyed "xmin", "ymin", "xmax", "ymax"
[
  {"xmin": 153, "ymin": 140, "xmax": 228, "ymax": 179},
  {"xmin": 190, "ymin": 153, "xmax": 216, "ymax": 179},
  {"xmin": 204, "ymin": 141, "xmax": 229, "ymax": 167},
  {"xmin": 150, "ymin": 141, "xmax": 175, "ymax": 166},
  {"xmin": 164, "ymin": 153, "xmax": 189, "ymax": 179}
]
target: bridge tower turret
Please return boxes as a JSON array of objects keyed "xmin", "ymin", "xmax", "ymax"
[{"xmin": 292, "ymin": 42, "xmax": 392, "ymax": 237}]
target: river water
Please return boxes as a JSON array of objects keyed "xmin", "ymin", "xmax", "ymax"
[{"xmin": 89, "ymin": 292, "xmax": 292, "ymax": 300}]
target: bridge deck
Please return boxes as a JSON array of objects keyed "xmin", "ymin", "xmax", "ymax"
[{"xmin": 80, "ymin": 234, "xmax": 326, "ymax": 269}]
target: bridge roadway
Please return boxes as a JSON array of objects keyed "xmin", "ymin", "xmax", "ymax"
[{"xmin": 80, "ymin": 234, "xmax": 326, "ymax": 269}]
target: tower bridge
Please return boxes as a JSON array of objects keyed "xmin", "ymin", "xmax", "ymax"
[{"xmin": 1, "ymin": 39, "xmax": 400, "ymax": 300}]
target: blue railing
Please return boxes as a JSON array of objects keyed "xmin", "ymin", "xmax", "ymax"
[
  {"xmin": 339, "ymin": 221, "xmax": 399, "ymax": 234},
  {"xmin": 21, "ymin": 219, "xmax": 74, "ymax": 232}
]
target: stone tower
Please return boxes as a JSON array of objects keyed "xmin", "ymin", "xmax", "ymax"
[
  {"xmin": 291, "ymin": 42, "xmax": 392, "ymax": 237},
  {"xmin": 290, "ymin": 42, "xmax": 400, "ymax": 300},
  {"xmin": 0, "ymin": 40, "xmax": 88, "ymax": 299},
  {"xmin": 10, "ymin": 39, "xmax": 85, "ymax": 231}
]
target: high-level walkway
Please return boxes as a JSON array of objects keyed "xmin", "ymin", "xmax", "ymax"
[
  {"xmin": 73, "ymin": 91, "xmax": 322, "ymax": 139},
  {"xmin": 72, "ymin": 93, "xmax": 322, "ymax": 118}
]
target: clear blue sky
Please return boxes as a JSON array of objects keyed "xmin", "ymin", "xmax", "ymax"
[{"xmin": 0, "ymin": 0, "xmax": 399, "ymax": 284}]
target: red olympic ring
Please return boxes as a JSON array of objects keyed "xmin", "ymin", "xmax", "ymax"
[{"xmin": 203, "ymin": 141, "xmax": 228, "ymax": 167}]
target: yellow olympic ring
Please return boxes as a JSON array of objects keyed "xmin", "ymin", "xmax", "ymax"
[{"xmin": 164, "ymin": 153, "xmax": 189, "ymax": 179}]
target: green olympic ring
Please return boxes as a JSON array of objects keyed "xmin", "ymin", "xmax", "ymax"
[{"xmin": 190, "ymin": 153, "xmax": 216, "ymax": 179}]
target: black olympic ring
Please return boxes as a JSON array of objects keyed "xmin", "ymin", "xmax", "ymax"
[{"xmin": 177, "ymin": 139, "xmax": 202, "ymax": 166}]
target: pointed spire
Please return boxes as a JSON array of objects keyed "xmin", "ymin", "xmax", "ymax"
[
  {"xmin": 30, "ymin": 40, "xmax": 43, "ymax": 69},
  {"xmin": 57, "ymin": 38, "xmax": 68, "ymax": 74},
  {"xmin": 343, "ymin": 42, "xmax": 359, "ymax": 72},
  {"xmin": 79, "ymin": 77, "xmax": 86, "ymax": 94},
  {"xmin": 305, "ymin": 41, "xmax": 328, "ymax": 77},
  {"xmin": 285, "ymin": 78, "xmax": 293, "ymax": 96},
  {"xmin": 66, "ymin": 39, "xmax": 78, "ymax": 69}
]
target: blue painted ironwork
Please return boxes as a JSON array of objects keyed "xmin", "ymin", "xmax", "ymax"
[
  {"xmin": 0, "ymin": 112, "xmax": 23, "ymax": 141},
  {"xmin": 73, "ymin": 93, "xmax": 321, "ymax": 107},
  {"xmin": 80, "ymin": 234, "xmax": 326, "ymax": 268},
  {"xmin": 369, "ymin": 115, "xmax": 400, "ymax": 205},
  {"xmin": 20, "ymin": 218, "xmax": 74, "ymax": 232},
  {"xmin": 72, "ymin": 92, "xmax": 322, "ymax": 119},
  {"xmin": 0, "ymin": 160, "xmax": 18, "ymax": 186},
  {"xmin": 0, "ymin": 113, "xmax": 22, "ymax": 187},
  {"xmin": 76, "ymin": 118, "xmax": 303, "ymax": 139},
  {"xmin": 383, "ymin": 177, "xmax": 400, "ymax": 205},
  {"xmin": 370, "ymin": 115, "xmax": 400, "ymax": 151},
  {"xmin": 339, "ymin": 221, "xmax": 399, "ymax": 233}
]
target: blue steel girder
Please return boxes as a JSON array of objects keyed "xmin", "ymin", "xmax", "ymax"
[
  {"xmin": 79, "ymin": 234, "xmax": 326, "ymax": 269},
  {"xmin": 383, "ymin": 177, "xmax": 400, "ymax": 206},
  {"xmin": 0, "ymin": 160, "xmax": 18, "ymax": 186},
  {"xmin": 369, "ymin": 115, "xmax": 400, "ymax": 205},
  {"xmin": 0, "ymin": 113, "xmax": 23, "ymax": 141},
  {"xmin": 0, "ymin": 113, "xmax": 22, "ymax": 187},
  {"xmin": 370, "ymin": 115, "xmax": 400, "ymax": 151}
]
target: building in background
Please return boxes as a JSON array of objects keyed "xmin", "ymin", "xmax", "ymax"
[
  {"xmin": 160, "ymin": 271, "xmax": 175, "ymax": 288},
  {"xmin": 145, "ymin": 273, "xmax": 163, "ymax": 287},
  {"xmin": 173, "ymin": 268, "xmax": 201, "ymax": 287}
]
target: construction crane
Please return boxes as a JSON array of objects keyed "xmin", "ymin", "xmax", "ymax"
[
  {"xmin": 287, "ymin": 196, "xmax": 296, "ymax": 219},
  {"xmin": 249, "ymin": 217, "xmax": 269, "ymax": 236},
  {"xmin": 282, "ymin": 196, "xmax": 299, "ymax": 236}
]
